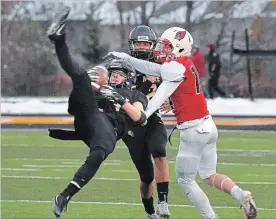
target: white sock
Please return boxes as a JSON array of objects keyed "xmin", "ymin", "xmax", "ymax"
[
  {"xmin": 230, "ymin": 185, "xmax": 243, "ymax": 202},
  {"xmin": 179, "ymin": 180, "xmax": 216, "ymax": 219}
]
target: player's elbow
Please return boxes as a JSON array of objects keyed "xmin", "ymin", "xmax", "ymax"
[{"xmin": 121, "ymin": 103, "xmax": 145, "ymax": 123}]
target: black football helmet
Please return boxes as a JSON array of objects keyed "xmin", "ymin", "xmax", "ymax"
[
  {"xmin": 128, "ymin": 25, "xmax": 157, "ymax": 61},
  {"xmin": 107, "ymin": 59, "xmax": 136, "ymax": 89}
]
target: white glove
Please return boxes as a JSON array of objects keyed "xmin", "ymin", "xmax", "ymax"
[
  {"xmin": 102, "ymin": 52, "xmax": 131, "ymax": 61},
  {"xmin": 86, "ymin": 68, "xmax": 99, "ymax": 82}
]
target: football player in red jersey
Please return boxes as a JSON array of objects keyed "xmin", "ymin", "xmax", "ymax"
[{"xmin": 107, "ymin": 27, "xmax": 257, "ymax": 219}]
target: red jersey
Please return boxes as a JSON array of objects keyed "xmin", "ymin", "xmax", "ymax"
[{"xmin": 170, "ymin": 57, "xmax": 209, "ymax": 123}]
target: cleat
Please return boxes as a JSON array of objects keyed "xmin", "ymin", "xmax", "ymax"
[
  {"xmin": 147, "ymin": 213, "xmax": 159, "ymax": 219},
  {"xmin": 156, "ymin": 201, "xmax": 170, "ymax": 218},
  {"xmin": 51, "ymin": 195, "xmax": 69, "ymax": 218},
  {"xmin": 239, "ymin": 191, "xmax": 257, "ymax": 219},
  {"xmin": 47, "ymin": 6, "xmax": 70, "ymax": 42}
]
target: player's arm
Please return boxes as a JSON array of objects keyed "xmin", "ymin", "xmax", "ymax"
[
  {"xmin": 144, "ymin": 81, "xmax": 182, "ymax": 118},
  {"xmin": 100, "ymin": 86, "xmax": 147, "ymax": 124},
  {"xmin": 104, "ymin": 52, "xmax": 161, "ymax": 77},
  {"xmin": 144, "ymin": 61, "xmax": 186, "ymax": 118},
  {"xmin": 121, "ymin": 101, "xmax": 146, "ymax": 124}
]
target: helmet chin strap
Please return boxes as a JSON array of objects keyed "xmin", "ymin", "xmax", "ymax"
[{"xmin": 109, "ymin": 81, "xmax": 123, "ymax": 88}]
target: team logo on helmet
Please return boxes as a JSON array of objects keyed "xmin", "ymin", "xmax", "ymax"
[{"xmin": 174, "ymin": 31, "xmax": 186, "ymax": 41}]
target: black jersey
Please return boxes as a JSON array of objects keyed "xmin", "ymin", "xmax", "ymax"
[
  {"xmin": 96, "ymin": 88, "xmax": 148, "ymax": 137},
  {"xmin": 55, "ymin": 41, "xmax": 147, "ymax": 140}
]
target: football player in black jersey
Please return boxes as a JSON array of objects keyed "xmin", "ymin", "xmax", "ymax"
[
  {"xmin": 105, "ymin": 59, "xmax": 159, "ymax": 219},
  {"xmin": 127, "ymin": 25, "xmax": 171, "ymax": 218},
  {"xmin": 47, "ymin": 7, "xmax": 149, "ymax": 218}
]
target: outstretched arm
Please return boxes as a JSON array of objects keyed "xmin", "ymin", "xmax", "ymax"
[
  {"xmin": 105, "ymin": 52, "xmax": 161, "ymax": 77},
  {"xmin": 144, "ymin": 61, "xmax": 186, "ymax": 118},
  {"xmin": 144, "ymin": 81, "xmax": 182, "ymax": 118},
  {"xmin": 100, "ymin": 86, "xmax": 147, "ymax": 125}
]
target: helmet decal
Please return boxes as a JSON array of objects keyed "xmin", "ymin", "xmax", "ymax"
[{"xmin": 174, "ymin": 31, "xmax": 186, "ymax": 41}]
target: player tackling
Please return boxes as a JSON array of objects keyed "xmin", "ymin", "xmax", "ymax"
[{"xmin": 108, "ymin": 27, "xmax": 257, "ymax": 219}]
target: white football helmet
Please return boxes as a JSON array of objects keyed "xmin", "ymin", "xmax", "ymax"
[{"xmin": 153, "ymin": 27, "xmax": 193, "ymax": 63}]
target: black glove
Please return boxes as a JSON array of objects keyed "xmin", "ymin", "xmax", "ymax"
[
  {"xmin": 100, "ymin": 85, "xmax": 127, "ymax": 106},
  {"xmin": 137, "ymin": 111, "xmax": 148, "ymax": 126}
]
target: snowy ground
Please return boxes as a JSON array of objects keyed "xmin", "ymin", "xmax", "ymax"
[{"xmin": 1, "ymin": 97, "xmax": 276, "ymax": 116}]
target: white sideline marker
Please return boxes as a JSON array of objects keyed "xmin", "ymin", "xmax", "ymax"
[
  {"xmin": 2, "ymin": 175, "xmax": 276, "ymax": 185},
  {"xmin": 1, "ymin": 199, "xmax": 276, "ymax": 211},
  {"xmin": 3, "ymin": 143, "xmax": 276, "ymax": 153}
]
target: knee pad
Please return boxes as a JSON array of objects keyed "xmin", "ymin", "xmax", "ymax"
[
  {"xmin": 175, "ymin": 164, "xmax": 197, "ymax": 196},
  {"xmin": 86, "ymin": 147, "xmax": 106, "ymax": 167},
  {"xmin": 133, "ymin": 159, "xmax": 154, "ymax": 185},
  {"xmin": 73, "ymin": 148, "xmax": 106, "ymax": 187},
  {"xmin": 176, "ymin": 154, "xmax": 198, "ymax": 184}
]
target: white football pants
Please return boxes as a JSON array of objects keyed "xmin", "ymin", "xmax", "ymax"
[{"xmin": 175, "ymin": 116, "xmax": 218, "ymax": 219}]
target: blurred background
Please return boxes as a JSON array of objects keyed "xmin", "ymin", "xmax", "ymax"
[{"xmin": 1, "ymin": 0, "xmax": 276, "ymax": 98}]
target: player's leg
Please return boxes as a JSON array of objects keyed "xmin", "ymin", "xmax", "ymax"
[
  {"xmin": 198, "ymin": 120, "xmax": 257, "ymax": 219},
  {"xmin": 47, "ymin": 6, "xmax": 99, "ymax": 113},
  {"xmin": 47, "ymin": 6, "xmax": 86, "ymax": 77},
  {"xmin": 123, "ymin": 128, "xmax": 158, "ymax": 219},
  {"xmin": 52, "ymin": 113, "xmax": 117, "ymax": 217},
  {"xmin": 133, "ymin": 156, "xmax": 159, "ymax": 219},
  {"xmin": 176, "ymin": 121, "xmax": 217, "ymax": 219},
  {"xmin": 145, "ymin": 115, "xmax": 170, "ymax": 218}
]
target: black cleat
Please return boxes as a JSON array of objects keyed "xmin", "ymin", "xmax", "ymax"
[
  {"xmin": 51, "ymin": 194, "xmax": 69, "ymax": 218},
  {"xmin": 47, "ymin": 6, "xmax": 70, "ymax": 42}
]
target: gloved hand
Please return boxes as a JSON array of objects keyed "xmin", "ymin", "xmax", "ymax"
[
  {"xmin": 100, "ymin": 85, "xmax": 127, "ymax": 106},
  {"xmin": 86, "ymin": 68, "xmax": 99, "ymax": 83},
  {"xmin": 137, "ymin": 111, "xmax": 148, "ymax": 126},
  {"xmin": 102, "ymin": 52, "xmax": 131, "ymax": 62}
]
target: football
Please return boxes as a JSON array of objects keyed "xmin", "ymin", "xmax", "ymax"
[{"xmin": 90, "ymin": 65, "xmax": 109, "ymax": 91}]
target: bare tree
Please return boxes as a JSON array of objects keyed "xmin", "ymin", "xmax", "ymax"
[
  {"xmin": 250, "ymin": 16, "xmax": 265, "ymax": 77},
  {"xmin": 116, "ymin": 1, "xmax": 126, "ymax": 48},
  {"xmin": 81, "ymin": 1, "xmax": 109, "ymax": 65},
  {"xmin": 115, "ymin": 1, "xmax": 158, "ymax": 51},
  {"xmin": 185, "ymin": 1, "xmax": 193, "ymax": 32},
  {"xmin": 1, "ymin": 1, "xmax": 58, "ymax": 96},
  {"xmin": 140, "ymin": 1, "xmax": 157, "ymax": 26}
]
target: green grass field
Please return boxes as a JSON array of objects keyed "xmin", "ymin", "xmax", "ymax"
[{"xmin": 1, "ymin": 130, "xmax": 276, "ymax": 219}]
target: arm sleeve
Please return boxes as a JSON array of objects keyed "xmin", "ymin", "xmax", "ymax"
[
  {"xmin": 110, "ymin": 52, "xmax": 161, "ymax": 77},
  {"xmin": 55, "ymin": 40, "xmax": 87, "ymax": 78},
  {"xmin": 144, "ymin": 80, "xmax": 182, "ymax": 118}
]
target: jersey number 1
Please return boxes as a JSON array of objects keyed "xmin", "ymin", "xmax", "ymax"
[{"xmin": 191, "ymin": 65, "xmax": 201, "ymax": 94}]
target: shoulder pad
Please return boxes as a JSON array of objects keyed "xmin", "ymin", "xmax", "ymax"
[{"xmin": 160, "ymin": 61, "xmax": 186, "ymax": 82}]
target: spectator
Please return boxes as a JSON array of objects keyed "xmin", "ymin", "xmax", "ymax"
[
  {"xmin": 191, "ymin": 44, "xmax": 208, "ymax": 97},
  {"xmin": 191, "ymin": 44, "xmax": 205, "ymax": 79},
  {"xmin": 207, "ymin": 42, "xmax": 226, "ymax": 99}
]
